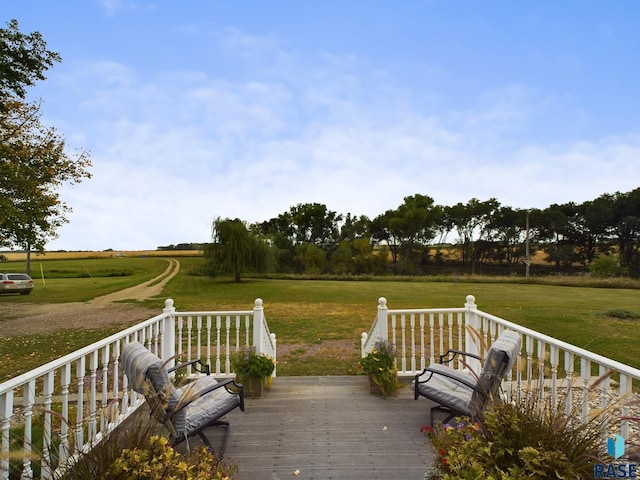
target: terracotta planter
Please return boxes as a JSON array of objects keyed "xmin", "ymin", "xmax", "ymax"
[{"xmin": 368, "ymin": 374, "xmax": 382, "ymax": 394}]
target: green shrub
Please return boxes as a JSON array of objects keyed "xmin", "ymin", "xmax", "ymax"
[
  {"xmin": 602, "ymin": 308, "xmax": 640, "ymax": 320},
  {"xmin": 589, "ymin": 255, "xmax": 623, "ymax": 278}
]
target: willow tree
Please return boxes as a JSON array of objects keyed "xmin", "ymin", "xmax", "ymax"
[{"xmin": 205, "ymin": 217, "xmax": 268, "ymax": 282}]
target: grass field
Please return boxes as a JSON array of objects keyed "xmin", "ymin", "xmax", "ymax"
[{"xmin": 2, "ymin": 254, "xmax": 640, "ymax": 378}]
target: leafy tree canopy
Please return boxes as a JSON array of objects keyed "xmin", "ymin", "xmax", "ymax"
[{"xmin": 0, "ymin": 19, "xmax": 61, "ymax": 103}]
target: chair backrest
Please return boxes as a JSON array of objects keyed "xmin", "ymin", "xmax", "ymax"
[
  {"xmin": 121, "ymin": 342, "xmax": 185, "ymax": 432},
  {"xmin": 470, "ymin": 330, "xmax": 521, "ymax": 415}
]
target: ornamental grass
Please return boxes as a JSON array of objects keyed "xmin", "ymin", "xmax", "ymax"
[{"xmin": 422, "ymin": 375, "xmax": 625, "ymax": 480}]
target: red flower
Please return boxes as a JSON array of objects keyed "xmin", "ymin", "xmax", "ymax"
[
  {"xmin": 438, "ymin": 449, "xmax": 447, "ymax": 456},
  {"xmin": 420, "ymin": 425, "xmax": 433, "ymax": 433}
]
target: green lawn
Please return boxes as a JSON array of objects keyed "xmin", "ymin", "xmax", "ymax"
[{"xmin": 2, "ymin": 255, "xmax": 640, "ymax": 378}]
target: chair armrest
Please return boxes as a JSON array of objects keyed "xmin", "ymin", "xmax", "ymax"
[
  {"xmin": 169, "ymin": 378, "xmax": 245, "ymax": 418},
  {"xmin": 438, "ymin": 349, "xmax": 481, "ymax": 365},
  {"xmin": 168, "ymin": 358, "xmax": 211, "ymax": 375}
]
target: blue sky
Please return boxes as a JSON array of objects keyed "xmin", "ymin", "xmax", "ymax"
[{"xmin": 5, "ymin": 1, "xmax": 640, "ymax": 251}]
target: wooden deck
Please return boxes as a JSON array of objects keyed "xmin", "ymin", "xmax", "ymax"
[{"xmin": 177, "ymin": 375, "xmax": 436, "ymax": 480}]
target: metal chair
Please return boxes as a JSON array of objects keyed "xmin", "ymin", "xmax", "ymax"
[
  {"xmin": 413, "ymin": 330, "xmax": 521, "ymax": 426},
  {"xmin": 121, "ymin": 341, "xmax": 244, "ymax": 457}
]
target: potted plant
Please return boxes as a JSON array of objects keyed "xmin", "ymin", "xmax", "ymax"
[
  {"xmin": 230, "ymin": 347, "xmax": 275, "ymax": 397},
  {"xmin": 359, "ymin": 340, "xmax": 400, "ymax": 397}
]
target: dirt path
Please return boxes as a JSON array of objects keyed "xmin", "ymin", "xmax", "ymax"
[{"xmin": 0, "ymin": 259, "xmax": 180, "ymax": 337}]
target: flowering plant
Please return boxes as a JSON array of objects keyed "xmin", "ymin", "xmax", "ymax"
[
  {"xmin": 109, "ymin": 435, "xmax": 236, "ymax": 479},
  {"xmin": 230, "ymin": 348, "xmax": 275, "ymax": 382},
  {"xmin": 358, "ymin": 340, "xmax": 400, "ymax": 397},
  {"xmin": 421, "ymin": 420, "xmax": 483, "ymax": 479}
]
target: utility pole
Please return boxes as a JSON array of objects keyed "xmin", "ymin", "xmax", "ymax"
[{"xmin": 525, "ymin": 210, "xmax": 530, "ymax": 280}]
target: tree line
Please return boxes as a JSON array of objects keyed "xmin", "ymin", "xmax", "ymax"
[{"xmin": 204, "ymin": 189, "xmax": 640, "ymax": 281}]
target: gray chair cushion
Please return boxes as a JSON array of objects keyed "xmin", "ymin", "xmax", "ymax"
[
  {"xmin": 121, "ymin": 342, "xmax": 185, "ymax": 434},
  {"xmin": 414, "ymin": 364, "xmax": 480, "ymax": 417},
  {"xmin": 180, "ymin": 377, "xmax": 242, "ymax": 434}
]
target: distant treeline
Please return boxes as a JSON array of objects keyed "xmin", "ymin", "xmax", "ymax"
[
  {"xmin": 157, "ymin": 243, "xmax": 205, "ymax": 251},
  {"xmin": 201, "ymin": 188, "xmax": 640, "ymax": 280}
]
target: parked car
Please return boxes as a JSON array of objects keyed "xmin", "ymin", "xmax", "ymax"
[{"xmin": 0, "ymin": 273, "xmax": 34, "ymax": 295}]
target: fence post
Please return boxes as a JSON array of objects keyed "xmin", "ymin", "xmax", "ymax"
[
  {"xmin": 162, "ymin": 298, "xmax": 176, "ymax": 370},
  {"xmin": 253, "ymin": 298, "xmax": 264, "ymax": 355},
  {"xmin": 377, "ymin": 297, "xmax": 389, "ymax": 343},
  {"xmin": 464, "ymin": 294, "xmax": 481, "ymax": 372}
]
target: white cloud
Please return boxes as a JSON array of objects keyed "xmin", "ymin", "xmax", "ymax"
[{"xmin": 40, "ymin": 28, "xmax": 640, "ymax": 251}]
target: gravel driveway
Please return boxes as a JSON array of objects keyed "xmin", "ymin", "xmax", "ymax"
[{"xmin": 0, "ymin": 259, "xmax": 180, "ymax": 336}]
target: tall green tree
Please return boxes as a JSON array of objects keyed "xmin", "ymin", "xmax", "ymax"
[
  {"xmin": 488, "ymin": 206, "xmax": 529, "ymax": 272},
  {"xmin": 286, "ymin": 203, "xmax": 343, "ymax": 251},
  {"xmin": 1, "ymin": 20, "xmax": 91, "ymax": 272},
  {"xmin": 1, "ymin": 101, "xmax": 91, "ymax": 247},
  {"xmin": 612, "ymin": 188, "xmax": 640, "ymax": 277},
  {"xmin": 444, "ymin": 198, "xmax": 500, "ymax": 274},
  {"xmin": 371, "ymin": 194, "xmax": 441, "ymax": 274}
]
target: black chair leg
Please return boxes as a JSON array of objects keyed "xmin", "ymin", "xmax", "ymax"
[
  {"xmin": 430, "ymin": 405, "xmax": 457, "ymax": 427},
  {"xmin": 197, "ymin": 420, "xmax": 231, "ymax": 459}
]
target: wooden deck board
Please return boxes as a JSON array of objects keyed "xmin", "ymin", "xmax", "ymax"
[{"xmin": 176, "ymin": 375, "xmax": 435, "ymax": 480}]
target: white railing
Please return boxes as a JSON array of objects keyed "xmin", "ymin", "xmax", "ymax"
[
  {"xmin": 173, "ymin": 298, "xmax": 276, "ymax": 377},
  {"xmin": 362, "ymin": 294, "xmax": 640, "ymax": 441},
  {"xmin": 0, "ymin": 298, "xmax": 275, "ymax": 480}
]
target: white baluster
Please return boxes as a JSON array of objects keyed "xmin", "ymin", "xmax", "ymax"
[
  {"xmin": 41, "ymin": 372, "xmax": 54, "ymax": 480},
  {"xmin": 410, "ymin": 314, "xmax": 416, "ymax": 373},
  {"xmin": 100, "ymin": 346, "xmax": 110, "ymax": 432},
  {"xmin": 206, "ymin": 315, "xmax": 212, "ymax": 371},
  {"xmin": 419, "ymin": 313, "xmax": 426, "ymax": 371},
  {"xmin": 88, "ymin": 351, "xmax": 99, "ymax": 443},
  {"xmin": 564, "ymin": 351, "xmax": 575, "ymax": 419},
  {"xmin": 59, "ymin": 364, "xmax": 71, "ymax": 466},
  {"xmin": 549, "ymin": 345, "xmax": 558, "ymax": 413},
  {"xmin": 580, "ymin": 358, "xmax": 591, "ymax": 424},
  {"xmin": 428, "ymin": 313, "xmax": 435, "ymax": 365},
  {"xmin": 438, "ymin": 313, "xmax": 444, "ymax": 358},
  {"xmin": 216, "ymin": 315, "xmax": 222, "ymax": 375},
  {"xmin": 20, "ymin": 379, "xmax": 35, "ymax": 480},
  {"xmin": 75, "ymin": 357, "xmax": 85, "ymax": 452}
]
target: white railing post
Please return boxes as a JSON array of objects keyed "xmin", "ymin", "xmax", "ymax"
[
  {"xmin": 162, "ymin": 299, "xmax": 176, "ymax": 369},
  {"xmin": 464, "ymin": 294, "xmax": 481, "ymax": 372},
  {"xmin": 253, "ymin": 298, "xmax": 264, "ymax": 355},
  {"xmin": 360, "ymin": 332, "xmax": 368, "ymax": 357},
  {"xmin": 377, "ymin": 297, "xmax": 389, "ymax": 343}
]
